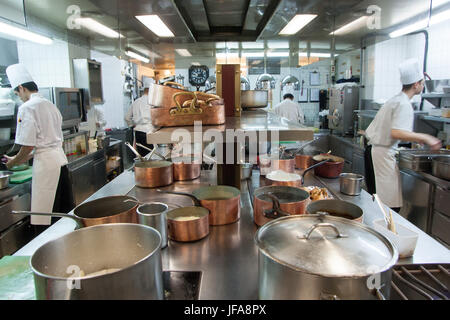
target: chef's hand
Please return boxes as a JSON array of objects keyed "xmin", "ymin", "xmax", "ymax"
[
  {"xmin": 425, "ymin": 136, "xmax": 442, "ymax": 151},
  {"xmin": 3, "ymin": 155, "xmax": 15, "ymax": 169}
]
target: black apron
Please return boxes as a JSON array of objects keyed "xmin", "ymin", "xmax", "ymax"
[{"xmin": 363, "ymin": 138, "xmax": 376, "ymax": 195}]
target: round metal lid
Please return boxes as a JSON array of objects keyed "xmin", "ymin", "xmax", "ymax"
[{"xmin": 255, "ymin": 215, "xmax": 398, "ymax": 278}]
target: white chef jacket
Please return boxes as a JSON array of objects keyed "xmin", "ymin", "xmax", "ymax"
[
  {"xmin": 365, "ymin": 91, "xmax": 414, "ymax": 208},
  {"xmin": 125, "ymin": 94, "xmax": 156, "ymax": 133},
  {"xmin": 273, "ymin": 99, "xmax": 305, "ymax": 125},
  {"xmin": 15, "ymin": 93, "xmax": 68, "ymax": 225},
  {"xmin": 365, "ymin": 92, "xmax": 414, "ymax": 148}
]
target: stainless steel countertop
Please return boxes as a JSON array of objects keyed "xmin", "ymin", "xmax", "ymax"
[{"xmin": 14, "ymin": 167, "xmax": 450, "ymax": 299}]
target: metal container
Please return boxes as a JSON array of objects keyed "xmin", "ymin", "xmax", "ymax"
[
  {"xmin": 255, "ymin": 215, "xmax": 398, "ymax": 300},
  {"xmin": 306, "ymin": 199, "xmax": 364, "ymax": 222},
  {"xmin": 424, "ymin": 79, "xmax": 450, "ymax": 93},
  {"xmin": 253, "ymin": 186, "xmax": 310, "ymax": 227},
  {"xmin": 398, "ymin": 150, "xmax": 450, "ymax": 173},
  {"xmin": 0, "ymin": 171, "xmax": 13, "ymax": 190},
  {"xmin": 339, "ymin": 173, "xmax": 364, "ymax": 196},
  {"xmin": 134, "ymin": 160, "xmax": 173, "ymax": 188},
  {"xmin": 31, "ymin": 223, "xmax": 164, "ymax": 299},
  {"xmin": 241, "ymin": 163, "xmax": 253, "ymax": 180},
  {"xmin": 241, "ymin": 90, "xmax": 268, "ymax": 108},
  {"xmin": 166, "ymin": 206, "xmax": 209, "ymax": 242},
  {"xmin": 432, "ymin": 156, "xmax": 450, "ymax": 180},
  {"xmin": 137, "ymin": 202, "xmax": 169, "ymax": 249}
]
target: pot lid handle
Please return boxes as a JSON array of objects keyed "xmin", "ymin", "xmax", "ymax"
[{"xmin": 297, "ymin": 223, "xmax": 348, "ymax": 240}]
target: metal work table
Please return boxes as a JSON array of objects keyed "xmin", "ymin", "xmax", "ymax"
[{"xmin": 15, "ymin": 166, "xmax": 450, "ymax": 299}]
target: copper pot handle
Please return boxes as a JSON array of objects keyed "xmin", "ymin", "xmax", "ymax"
[
  {"xmin": 171, "ymin": 92, "xmax": 203, "ymax": 115},
  {"xmin": 297, "ymin": 223, "xmax": 348, "ymax": 240},
  {"xmin": 156, "ymin": 189, "xmax": 202, "ymax": 207},
  {"xmin": 11, "ymin": 210, "xmax": 83, "ymax": 228},
  {"xmin": 263, "ymin": 193, "xmax": 291, "ymax": 219},
  {"xmin": 163, "ymin": 81, "xmax": 185, "ymax": 90},
  {"xmin": 301, "ymin": 159, "xmax": 330, "ymax": 184}
]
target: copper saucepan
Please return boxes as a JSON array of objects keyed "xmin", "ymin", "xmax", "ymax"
[
  {"xmin": 266, "ymin": 160, "xmax": 330, "ymax": 187},
  {"xmin": 312, "ymin": 154, "xmax": 345, "ymax": 178},
  {"xmin": 171, "ymin": 155, "xmax": 202, "ymax": 181},
  {"xmin": 156, "ymin": 191, "xmax": 209, "ymax": 242},
  {"xmin": 158, "ymin": 186, "xmax": 241, "ymax": 226},
  {"xmin": 253, "ymin": 186, "xmax": 310, "ymax": 227},
  {"xmin": 12, "ymin": 195, "xmax": 139, "ymax": 229},
  {"xmin": 135, "ymin": 160, "xmax": 174, "ymax": 188},
  {"xmin": 306, "ymin": 199, "xmax": 364, "ymax": 222}
]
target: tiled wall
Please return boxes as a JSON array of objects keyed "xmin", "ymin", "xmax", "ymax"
[
  {"xmin": 362, "ymin": 19, "xmax": 450, "ymax": 109},
  {"xmin": 17, "ymin": 39, "xmax": 72, "ymax": 87}
]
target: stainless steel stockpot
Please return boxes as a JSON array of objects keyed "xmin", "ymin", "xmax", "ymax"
[
  {"xmin": 255, "ymin": 215, "xmax": 398, "ymax": 300},
  {"xmin": 339, "ymin": 173, "xmax": 365, "ymax": 196},
  {"xmin": 137, "ymin": 202, "xmax": 169, "ymax": 249},
  {"xmin": 31, "ymin": 223, "xmax": 164, "ymax": 300}
]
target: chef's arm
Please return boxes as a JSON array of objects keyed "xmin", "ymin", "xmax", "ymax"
[
  {"xmin": 124, "ymin": 107, "xmax": 134, "ymax": 127},
  {"xmin": 391, "ymin": 129, "xmax": 442, "ymax": 150},
  {"xmin": 5, "ymin": 146, "xmax": 34, "ymax": 169}
]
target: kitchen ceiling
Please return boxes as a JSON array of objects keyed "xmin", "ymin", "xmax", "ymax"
[{"xmin": 20, "ymin": 0, "xmax": 448, "ymax": 69}]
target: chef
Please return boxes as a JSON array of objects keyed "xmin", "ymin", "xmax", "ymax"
[
  {"xmin": 274, "ymin": 93, "xmax": 305, "ymax": 125},
  {"xmin": 4, "ymin": 64, "xmax": 68, "ymax": 225},
  {"xmin": 365, "ymin": 58, "xmax": 441, "ymax": 211},
  {"xmin": 125, "ymin": 78, "xmax": 157, "ymax": 156}
]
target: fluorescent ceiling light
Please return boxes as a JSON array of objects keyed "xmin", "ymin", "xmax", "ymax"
[
  {"xmin": 267, "ymin": 51, "xmax": 289, "ymax": 57},
  {"xmin": 242, "ymin": 51, "xmax": 264, "ymax": 57},
  {"xmin": 135, "ymin": 15, "xmax": 174, "ymax": 37},
  {"xmin": 279, "ymin": 14, "xmax": 318, "ymax": 35},
  {"xmin": 330, "ymin": 16, "xmax": 368, "ymax": 36},
  {"xmin": 267, "ymin": 41, "xmax": 289, "ymax": 49},
  {"xmin": 215, "ymin": 42, "xmax": 239, "ymax": 49},
  {"xmin": 125, "ymin": 50, "xmax": 150, "ymax": 63},
  {"xmin": 76, "ymin": 18, "xmax": 124, "ymax": 38},
  {"xmin": 299, "ymin": 52, "xmax": 331, "ymax": 58},
  {"xmin": 389, "ymin": 8, "xmax": 450, "ymax": 38},
  {"xmin": 242, "ymin": 42, "xmax": 264, "ymax": 49},
  {"xmin": 310, "ymin": 41, "xmax": 330, "ymax": 49},
  {"xmin": 0, "ymin": 21, "xmax": 53, "ymax": 44},
  {"xmin": 175, "ymin": 49, "xmax": 192, "ymax": 56},
  {"xmin": 191, "ymin": 62, "xmax": 201, "ymax": 66}
]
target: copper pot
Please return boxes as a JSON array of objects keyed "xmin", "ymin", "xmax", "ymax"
[
  {"xmin": 135, "ymin": 160, "xmax": 173, "ymax": 188},
  {"xmin": 313, "ymin": 154, "xmax": 345, "ymax": 178},
  {"xmin": 158, "ymin": 186, "xmax": 240, "ymax": 226},
  {"xmin": 148, "ymin": 82, "xmax": 188, "ymax": 108},
  {"xmin": 253, "ymin": 186, "xmax": 310, "ymax": 227},
  {"xmin": 166, "ymin": 206, "xmax": 209, "ymax": 242},
  {"xmin": 295, "ymin": 155, "xmax": 314, "ymax": 169},
  {"xmin": 12, "ymin": 195, "xmax": 139, "ymax": 229},
  {"xmin": 306, "ymin": 199, "xmax": 364, "ymax": 223},
  {"xmin": 271, "ymin": 158, "xmax": 295, "ymax": 173},
  {"xmin": 172, "ymin": 155, "xmax": 201, "ymax": 181}
]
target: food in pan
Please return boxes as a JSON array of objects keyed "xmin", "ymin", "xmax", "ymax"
[
  {"xmin": 77, "ymin": 268, "xmax": 121, "ymax": 277},
  {"xmin": 302, "ymin": 186, "xmax": 331, "ymax": 201},
  {"xmin": 172, "ymin": 216, "xmax": 201, "ymax": 221},
  {"xmin": 312, "ymin": 154, "xmax": 344, "ymax": 163},
  {"xmin": 266, "ymin": 170, "xmax": 301, "ymax": 182}
]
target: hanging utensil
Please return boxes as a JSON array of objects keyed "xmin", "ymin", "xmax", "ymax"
[{"xmin": 136, "ymin": 143, "xmax": 166, "ymax": 160}]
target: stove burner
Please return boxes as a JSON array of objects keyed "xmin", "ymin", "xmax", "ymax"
[
  {"xmin": 163, "ymin": 271, "xmax": 202, "ymax": 300},
  {"xmin": 391, "ymin": 264, "xmax": 449, "ymax": 300}
]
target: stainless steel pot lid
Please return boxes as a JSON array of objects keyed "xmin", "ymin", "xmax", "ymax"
[{"xmin": 255, "ymin": 215, "xmax": 398, "ymax": 278}]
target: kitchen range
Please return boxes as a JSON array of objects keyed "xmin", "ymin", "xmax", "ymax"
[{"xmin": 0, "ymin": 0, "xmax": 450, "ymax": 303}]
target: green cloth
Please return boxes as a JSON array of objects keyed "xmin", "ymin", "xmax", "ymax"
[
  {"xmin": 0, "ymin": 256, "xmax": 35, "ymax": 300},
  {"xmin": 10, "ymin": 168, "xmax": 33, "ymax": 184}
]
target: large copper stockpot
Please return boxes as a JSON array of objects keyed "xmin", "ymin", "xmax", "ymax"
[
  {"xmin": 253, "ymin": 186, "xmax": 310, "ymax": 227},
  {"xmin": 12, "ymin": 195, "xmax": 139, "ymax": 228},
  {"xmin": 158, "ymin": 186, "xmax": 241, "ymax": 226},
  {"xmin": 134, "ymin": 160, "xmax": 173, "ymax": 188}
]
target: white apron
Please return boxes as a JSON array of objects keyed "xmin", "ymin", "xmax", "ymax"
[
  {"xmin": 371, "ymin": 145, "xmax": 403, "ymax": 208},
  {"xmin": 31, "ymin": 147, "xmax": 68, "ymax": 225}
]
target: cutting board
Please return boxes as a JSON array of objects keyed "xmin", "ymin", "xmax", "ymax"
[
  {"xmin": 0, "ymin": 256, "xmax": 35, "ymax": 300},
  {"xmin": 10, "ymin": 168, "xmax": 33, "ymax": 184}
]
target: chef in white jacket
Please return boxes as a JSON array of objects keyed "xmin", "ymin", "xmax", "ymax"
[
  {"xmin": 365, "ymin": 58, "xmax": 441, "ymax": 210},
  {"xmin": 5, "ymin": 64, "xmax": 68, "ymax": 225},
  {"xmin": 273, "ymin": 93, "xmax": 305, "ymax": 124},
  {"xmin": 125, "ymin": 78, "xmax": 157, "ymax": 156}
]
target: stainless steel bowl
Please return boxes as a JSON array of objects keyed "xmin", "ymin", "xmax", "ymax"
[
  {"xmin": 339, "ymin": 173, "xmax": 365, "ymax": 196},
  {"xmin": 0, "ymin": 171, "xmax": 13, "ymax": 189},
  {"xmin": 432, "ymin": 156, "xmax": 450, "ymax": 180}
]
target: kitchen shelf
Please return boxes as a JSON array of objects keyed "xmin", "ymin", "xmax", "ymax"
[
  {"xmin": 422, "ymin": 93, "xmax": 450, "ymax": 108},
  {"xmin": 422, "ymin": 93, "xmax": 450, "ymax": 99},
  {"xmin": 0, "ymin": 115, "xmax": 14, "ymax": 121},
  {"xmin": 0, "ymin": 139, "xmax": 14, "ymax": 147}
]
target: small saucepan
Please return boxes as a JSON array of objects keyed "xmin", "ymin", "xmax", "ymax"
[
  {"xmin": 306, "ymin": 199, "xmax": 364, "ymax": 222},
  {"xmin": 312, "ymin": 154, "xmax": 345, "ymax": 178},
  {"xmin": 157, "ymin": 186, "xmax": 241, "ymax": 226},
  {"xmin": 253, "ymin": 186, "xmax": 310, "ymax": 227},
  {"xmin": 265, "ymin": 160, "xmax": 330, "ymax": 187}
]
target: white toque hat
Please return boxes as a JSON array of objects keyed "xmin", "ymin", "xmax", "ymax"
[
  {"xmin": 143, "ymin": 77, "xmax": 154, "ymax": 88},
  {"xmin": 399, "ymin": 58, "xmax": 423, "ymax": 85},
  {"xmin": 6, "ymin": 64, "xmax": 34, "ymax": 89}
]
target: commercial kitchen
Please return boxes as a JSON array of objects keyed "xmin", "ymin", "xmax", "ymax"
[{"xmin": 0, "ymin": 0, "xmax": 449, "ymax": 301}]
